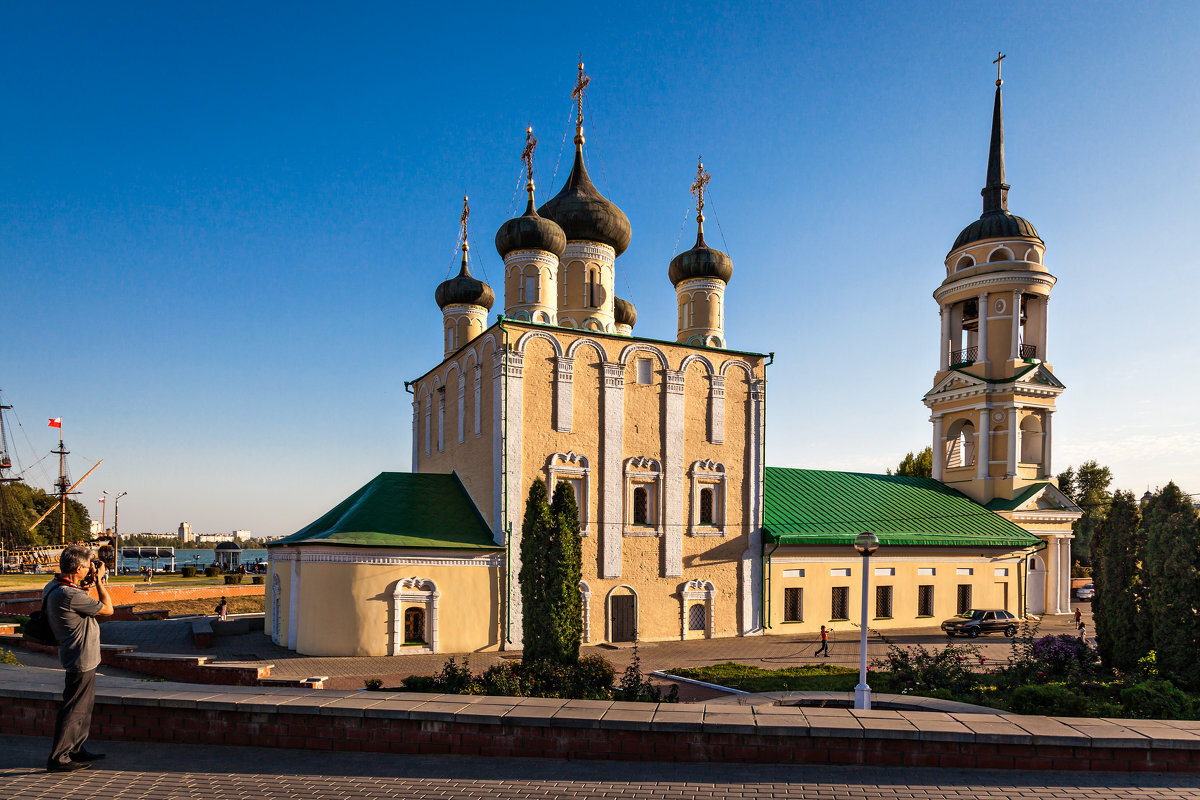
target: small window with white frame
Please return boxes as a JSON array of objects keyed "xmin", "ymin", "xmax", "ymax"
[
  {"xmin": 546, "ymin": 451, "xmax": 591, "ymax": 536},
  {"xmin": 636, "ymin": 358, "xmax": 653, "ymax": 385},
  {"xmin": 624, "ymin": 456, "xmax": 662, "ymax": 536},
  {"xmin": 687, "ymin": 460, "xmax": 726, "ymax": 536}
]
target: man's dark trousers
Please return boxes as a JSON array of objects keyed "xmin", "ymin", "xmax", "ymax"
[{"xmin": 49, "ymin": 669, "xmax": 96, "ymax": 765}]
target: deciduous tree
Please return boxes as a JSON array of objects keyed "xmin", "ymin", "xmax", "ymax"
[
  {"xmin": 888, "ymin": 447, "xmax": 933, "ymax": 478},
  {"xmin": 1058, "ymin": 461, "xmax": 1112, "ymax": 567}
]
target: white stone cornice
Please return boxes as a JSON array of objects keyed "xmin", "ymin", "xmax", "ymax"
[
  {"xmin": 283, "ymin": 548, "xmax": 504, "ymax": 567},
  {"xmin": 563, "ymin": 241, "xmax": 616, "ymax": 263},
  {"xmin": 934, "ymin": 271, "xmax": 1057, "ymax": 304}
]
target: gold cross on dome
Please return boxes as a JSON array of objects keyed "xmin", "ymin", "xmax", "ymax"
[
  {"xmin": 460, "ymin": 195, "xmax": 470, "ymax": 249},
  {"xmin": 521, "ymin": 126, "xmax": 537, "ymax": 185},
  {"xmin": 690, "ymin": 156, "xmax": 710, "ymax": 217},
  {"xmin": 571, "ymin": 56, "xmax": 590, "ymax": 128},
  {"xmin": 993, "ymin": 51, "xmax": 1006, "ymax": 86}
]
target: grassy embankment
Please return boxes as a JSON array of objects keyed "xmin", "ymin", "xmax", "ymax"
[{"xmin": 666, "ymin": 662, "xmax": 871, "ymax": 693}]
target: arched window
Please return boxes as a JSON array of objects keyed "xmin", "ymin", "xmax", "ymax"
[
  {"xmin": 632, "ymin": 486, "xmax": 649, "ymax": 524},
  {"xmin": 1020, "ymin": 415, "xmax": 1043, "ymax": 464},
  {"xmin": 945, "ymin": 418, "xmax": 976, "ymax": 468},
  {"xmin": 1025, "ymin": 248, "xmax": 1042, "ymax": 264},
  {"xmin": 699, "ymin": 488, "xmax": 714, "ymax": 524},
  {"xmin": 955, "ymin": 255, "xmax": 976, "ymax": 272},
  {"xmin": 988, "ymin": 247, "xmax": 1013, "ymax": 263},
  {"xmin": 404, "ymin": 607, "xmax": 426, "ymax": 643}
]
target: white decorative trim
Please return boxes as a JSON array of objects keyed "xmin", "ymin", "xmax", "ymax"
[
  {"xmin": 562, "ymin": 240, "xmax": 616, "ymax": 262},
  {"xmin": 473, "ymin": 365, "xmax": 482, "ymax": 438},
  {"xmin": 742, "ymin": 377, "xmax": 765, "ymax": 635},
  {"xmin": 287, "ymin": 549, "xmax": 504, "ymax": 567},
  {"xmin": 663, "ymin": 370, "xmax": 686, "ymax": 577},
  {"xmin": 514, "ymin": 329, "xmax": 565, "ymax": 358},
  {"xmin": 688, "ymin": 460, "xmax": 727, "ymax": 536},
  {"xmin": 456, "ymin": 373, "xmax": 466, "ymax": 444},
  {"xmin": 719, "ymin": 358, "xmax": 755, "ymax": 378},
  {"xmin": 600, "ymin": 363, "xmax": 625, "ymax": 577},
  {"xmin": 270, "ymin": 549, "xmax": 298, "ymax": 562},
  {"xmin": 771, "ymin": 554, "xmax": 1027, "ymax": 564},
  {"xmin": 287, "ymin": 558, "xmax": 300, "ymax": 650},
  {"xmin": 554, "ymin": 356, "xmax": 574, "ymax": 432},
  {"xmin": 391, "ymin": 577, "xmax": 440, "ymax": 656},
  {"xmin": 547, "ymin": 451, "xmax": 592, "ymax": 536},
  {"xmin": 708, "ymin": 375, "xmax": 725, "ymax": 444},
  {"xmin": 271, "ymin": 573, "xmax": 281, "ymax": 644},
  {"xmin": 680, "ymin": 579, "xmax": 716, "ymax": 640},
  {"xmin": 624, "ymin": 456, "xmax": 663, "ymax": 537},
  {"xmin": 933, "ymin": 270, "xmax": 1057, "ymax": 303},
  {"xmin": 619, "ymin": 342, "xmax": 670, "ymax": 370},
  {"xmin": 579, "ymin": 581, "xmax": 592, "ymax": 644}
]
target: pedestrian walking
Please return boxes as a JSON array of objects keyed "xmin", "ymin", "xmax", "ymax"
[
  {"xmin": 43, "ymin": 544, "xmax": 114, "ymax": 772},
  {"xmin": 1074, "ymin": 608, "xmax": 1081, "ymax": 624},
  {"xmin": 815, "ymin": 625, "xmax": 830, "ymax": 658},
  {"xmin": 215, "ymin": 597, "xmax": 229, "ymax": 621}
]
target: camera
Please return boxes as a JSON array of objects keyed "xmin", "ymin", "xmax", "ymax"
[{"xmin": 80, "ymin": 559, "xmax": 104, "ymax": 588}]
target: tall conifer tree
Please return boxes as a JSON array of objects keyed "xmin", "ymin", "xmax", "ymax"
[
  {"xmin": 519, "ymin": 479, "xmax": 553, "ymax": 661},
  {"xmin": 1144, "ymin": 483, "xmax": 1200, "ymax": 689},
  {"xmin": 1091, "ymin": 491, "xmax": 1149, "ymax": 671},
  {"xmin": 547, "ymin": 480, "xmax": 584, "ymax": 664}
]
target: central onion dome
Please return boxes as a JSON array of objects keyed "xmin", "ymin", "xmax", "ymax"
[
  {"xmin": 614, "ymin": 297, "xmax": 637, "ymax": 327},
  {"xmin": 951, "ymin": 78, "xmax": 1042, "ymax": 253},
  {"xmin": 435, "ymin": 244, "xmax": 495, "ymax": 310},
  {"xmin": 495, "ymin": 191, "xmax": 566, "ymax": 259},
  {"xmin": 669, "ymin": 223, "xmax": 733, "ymax": 285},
  {"xmin": 539, "ymin": 133, "xmax": 631, "ymax": 256}
]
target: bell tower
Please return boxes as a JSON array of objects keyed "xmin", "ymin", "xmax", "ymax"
[{"xmin": 924, "ymin": 55, "xmax": 1064, "ymax": 505}]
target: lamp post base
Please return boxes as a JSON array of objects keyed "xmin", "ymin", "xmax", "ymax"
[{"xmin": 854, "ymin": 682, "xmax": 872, "ymax": 711}]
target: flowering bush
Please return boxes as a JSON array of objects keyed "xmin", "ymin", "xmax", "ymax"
[
  {"xmin": 871, "ymin": 641, "xmax": 981, "ymax": 695},
  {"xmin": 1029, "ymin": 634, "xmax": 1098, "ymax": 679}
]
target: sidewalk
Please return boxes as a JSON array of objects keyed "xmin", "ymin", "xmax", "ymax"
[{"xmin": 2, "ymin": 733, "xmax": 1198, "ymax": 800}]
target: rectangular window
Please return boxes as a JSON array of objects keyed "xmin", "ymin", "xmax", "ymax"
[
  {"xmin": 831, "ymin": 586, "xmax": 849, "ymax": 620},
  {"xmin": 994, "ymin": 567, "xmax": 1009, "ymax": 577},
  {"xmin": 784, "ymin": 587, "xmax": 803, "ymax": 622},
  {"xmin": 875, "ymin": 585, "xmax": 893, "ymax": 618},
  {"xmin": 830, "ymin": 568, "xmax": 851, "ymax": 577},
  {"xmin": 918, "ymin": 585, "xmax": 935, "ymax": 617},
  {"xmin": 957, "ymin": 584, "xmax": 972, "ymax": 615},
  {"xmin": 523, "ymin": 275, "xmax": 538, "ymax": 304},
  {"xmin": 918, "ymin": 567, "xmax": 935, "ymax": 576},
  {"xmin": 636, "ymin": 358, "xmax": 652, "ymax": 384},
  {"xmin": 874, "ymin": 567, "xmax": 895, "ymax": 576},
  {"xmin": 782, "ymin": 568, "xmax": 805, "ymax": 578},
  {"xmin": 957, "ymin": 568, "xmax": 974, "ymax": 576}
]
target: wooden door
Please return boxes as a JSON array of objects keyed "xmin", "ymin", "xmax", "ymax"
[{"xmin": 611, "ymin": 595, "xmax": 636, "ymax": 642}]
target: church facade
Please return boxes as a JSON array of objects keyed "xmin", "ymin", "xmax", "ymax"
[{"xmin": 268, "ymin": 64, "xmax": 1078, "ymax": 657}]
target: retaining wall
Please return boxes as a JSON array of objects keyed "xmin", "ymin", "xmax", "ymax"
[{"xmin": 0, "ymin": 583, "xmax": 263, "ymax": 615}]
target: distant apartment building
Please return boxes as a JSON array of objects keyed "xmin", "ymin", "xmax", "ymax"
[
  {"xmin": 178, "ymin": 522, "xmax": 194, "ymax": 543},
  {"xmin": 233, "ymin": 530, "xmax": 252, "ymax": 540}
]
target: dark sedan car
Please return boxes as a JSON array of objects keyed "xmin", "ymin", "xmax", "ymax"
[{"xmin": 941, "ymin": 609, "xmax": 1018, "ymax": 638}]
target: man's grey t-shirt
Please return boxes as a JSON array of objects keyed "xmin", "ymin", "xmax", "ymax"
[{"xmin": 42, "ymin": 579, "xmax": 103, "ymax": 673}]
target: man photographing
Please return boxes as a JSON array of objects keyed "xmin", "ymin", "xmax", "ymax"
[{"xmin": 43, "ymin": 544, "xmax": 114, "ymax": 772}]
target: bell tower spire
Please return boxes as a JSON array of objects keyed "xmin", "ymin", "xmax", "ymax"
[{"xmin": 982, "ymin": 52, "xmax": 1009, "ymax": 215}]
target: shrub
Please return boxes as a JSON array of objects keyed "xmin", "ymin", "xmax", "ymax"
[
  {"xmin": 364, "ymin": 678, "xmax": 383, "ymax": 691},
  {"xmin": 1008, "ymin": 684, "xmax": 1090, "ymax": 716},
  {"xmin": 181, "ymin": 566, "xmax": 197, "ymax": 578},
  {"xmin": 571, "ymin": 655, "xmax": 617, "ymax": 699},
  {"xmin": 1029, "ymin": 634, "xmax": 1098, "ymax": 679},
  {"xmin": 401, "ymin": 675, "xmax": 438, "ymax": 692},
  {"xmin": 435, "ymin": 657, "xmax": 479, "ymax": 694},
  {"xmin": 224, "ymin": 574, "xmax": 245, "ymax": 585},
  {"xmin": 871, "ymin": 641, "xmax": 981, "ymax": 696},
  {"xmin": 1120, "ymin": 680, "xmax": 1196, "ymax": 720},
  {"xmin": 0, "ymin": 649, "xmax": 19, "ymax": 666},
  {"xmin": 613, "ymin": 644, "xmax": 678, "ymax": 703},
  {"xmin": 251, "ymin": 575, "xmax": 265, "ymax": 585},
  {"xmin": 204, "ymin": 566, "xmax": 221, "ymax": 578},
  {"xmin": 480, "ymin": 662, "xmax": 524, "ymax": 696}
]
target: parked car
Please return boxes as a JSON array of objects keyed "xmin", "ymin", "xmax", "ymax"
[
  {"xmin": 941, "ymin": 609, "xmax": 1019, "ymax": 638},
  {"xmin": 1076, "ymin": 584, "xmax": 1095, "ymax": 601}
]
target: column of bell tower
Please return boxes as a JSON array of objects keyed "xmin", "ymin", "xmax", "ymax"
[{"xmin": 925, "ymin": 68, "xmax": 1062, "ymax": 505}]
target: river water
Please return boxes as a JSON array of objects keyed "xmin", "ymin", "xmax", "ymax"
[{"xmin": 116, "ymin": 548, "xmax": 270, "ymax": 572}]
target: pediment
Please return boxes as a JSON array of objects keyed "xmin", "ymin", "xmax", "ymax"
[
  {"xmin": 1016, "ymin": 483, "xmax": 1082, "ymax": 514},
  {"xmin": 1015, "ymin": 364, "xmax": 1066, "ymax": 390},
  {"xmin": 925, "ymin": 370, "xmax": 987, "ymax": 401}
]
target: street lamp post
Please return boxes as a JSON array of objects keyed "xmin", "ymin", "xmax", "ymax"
[
  {"xmin": 853, "ymin": 531, "xmax": 880, "ymax": 710},
  {"xmin": 112, "ymin": 491, "xmax": 128, "ymax": 571}
]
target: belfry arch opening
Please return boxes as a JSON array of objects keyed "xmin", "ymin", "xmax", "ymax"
[{"xmin": 944, "ymin": 418, "xmax": 976, "ymax": 469}]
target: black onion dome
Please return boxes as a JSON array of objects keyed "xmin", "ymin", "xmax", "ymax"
[
  {"xmin": 952, "ymin": 212, "xmax": 1041, "ymax": 251},
  {"xmin": 614, "ymin": 297, "xmax": 637, "ymax": 327},
  {"xmin": 436, "ymin": 251, "xmax": 495, "ymax": 310},
  {"xmin": 495, "ymin": 194, "xmax": 567, "ymax": 258},
  {"xmin": 669, "ymin": 227, "xmax": 733, "ymax": 286},
  {"xmin": 538, "ymin": 144, "xmax": 631, "ymax": 256}
]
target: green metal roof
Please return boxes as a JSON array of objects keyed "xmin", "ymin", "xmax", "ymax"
[
  {"xmin": 763, "ymin": 467, "xmax": 1041, "ymax": 548},
  {"xmin": 270, "ymin": 472, "xmax": 500, "ymax": 550},
  {"xmin": 985, "ymin": 482, "xmax": 1051, "ymax": 512}
]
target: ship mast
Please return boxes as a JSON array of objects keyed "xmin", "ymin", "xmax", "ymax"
[
  {"xmin": 53, "ymin": 425, "xmax": 70, "ymax": 544},
  {"xmin": 0, "ymin": 393, "xmax": 15, "ymax": 559}
]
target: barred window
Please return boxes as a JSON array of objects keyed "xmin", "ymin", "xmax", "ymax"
[
  {"xmin": 632, "ymin": 486, "xmax": 649, "ymax": 525},
  {"xmin": 784, "ymin": 587, "xmax": 803, "ymax": 622},
  {"xmin": 831, "ymin": 586, "xmax": 849, "ymax": 620},
  {"xmin": 699, "ymin": 488, "xmax": 714, "ymax": 524},
  {"xmin": 957, "ymin": 584, "xmax": 972, "ymax": 615},
  {"xmin": 918, "ymin": 585, "xmax": 935, "ymax": 617},
  {"xmin": 688, "ymin": 603, "xmax": 706, "ymax": 631},
  {"xmin": 875, "ymin": 585, "xmax": 893, "ymax": 618}
]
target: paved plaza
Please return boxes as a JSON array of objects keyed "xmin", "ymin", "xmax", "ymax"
[
  {"xmin": 2, "ymin": 733, "xmax": 1198, "ymax": 800},
  {"xmin": 81, "ymin": 605, "xmax": 1093, "ymax": 691}
]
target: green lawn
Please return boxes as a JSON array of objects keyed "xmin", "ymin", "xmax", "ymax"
[{"xmin": 667, "ymin": 662, "xmax": 877, "ymax": 693}]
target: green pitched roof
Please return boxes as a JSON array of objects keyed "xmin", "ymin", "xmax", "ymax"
[
  {"xmin": 985, "ymin": 482, "xmax": 1052, "ymax": 512},
  {"xmin": 271, "ymin": 472, "xmax": 500, "ymax": 550},
  {"xmin": 764, "ymin": 467, "xmax": 1041, "ymax": 548}
]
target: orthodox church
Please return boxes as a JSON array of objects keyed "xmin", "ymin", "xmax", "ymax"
[{"xmin": 267, "ymin": 61, "xmax": 1079, "ymax": 658}]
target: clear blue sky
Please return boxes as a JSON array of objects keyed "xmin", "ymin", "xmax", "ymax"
[{"xmin": 4, "ymin": 2, "xmax": 1197, "ymax": 537}]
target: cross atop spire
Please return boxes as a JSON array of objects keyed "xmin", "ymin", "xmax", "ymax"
[
  {"xmin": 459, "ymin": 195, "xmax": 471, "ymax": 261},
  {"xmin": 571, "ymin": 56, "xmax": 590, "ymax": 141},
  {"xmin": 993, "ymin": 51, "xmax": 1005, "ymax": 87},
  {"xmin": 690, "ymin": 156, "xmax": 710, "ymax": 223},
  {"xmin": 521, "ymin": 126, "xmax": 537, "ymax": 190}
]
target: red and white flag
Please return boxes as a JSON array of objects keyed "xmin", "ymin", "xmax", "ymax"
[
  {"xmin": 47, "ymin": 418, "xmax": 61, "ymax": 428},
  {"xmin": 98, "ymin": 498, "xmax": 106, "ymax": 504}
]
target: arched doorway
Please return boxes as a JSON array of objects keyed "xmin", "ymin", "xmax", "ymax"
[
  {"xmin": 1027, "ymin": 555, "xmax": 1046, "ymax": 615},
  {"xmin": 607, "ymin": 585, "xmax": 638, "ymax": 643}
]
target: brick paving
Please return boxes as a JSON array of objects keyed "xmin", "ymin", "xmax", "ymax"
[
  {"xmin": 2, "ymin": 733, "xmax": 1197, "ymax": 799},
  {"xmin": 93, "ymin": 604, "xmax": 1094, "ymax": 692}
]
